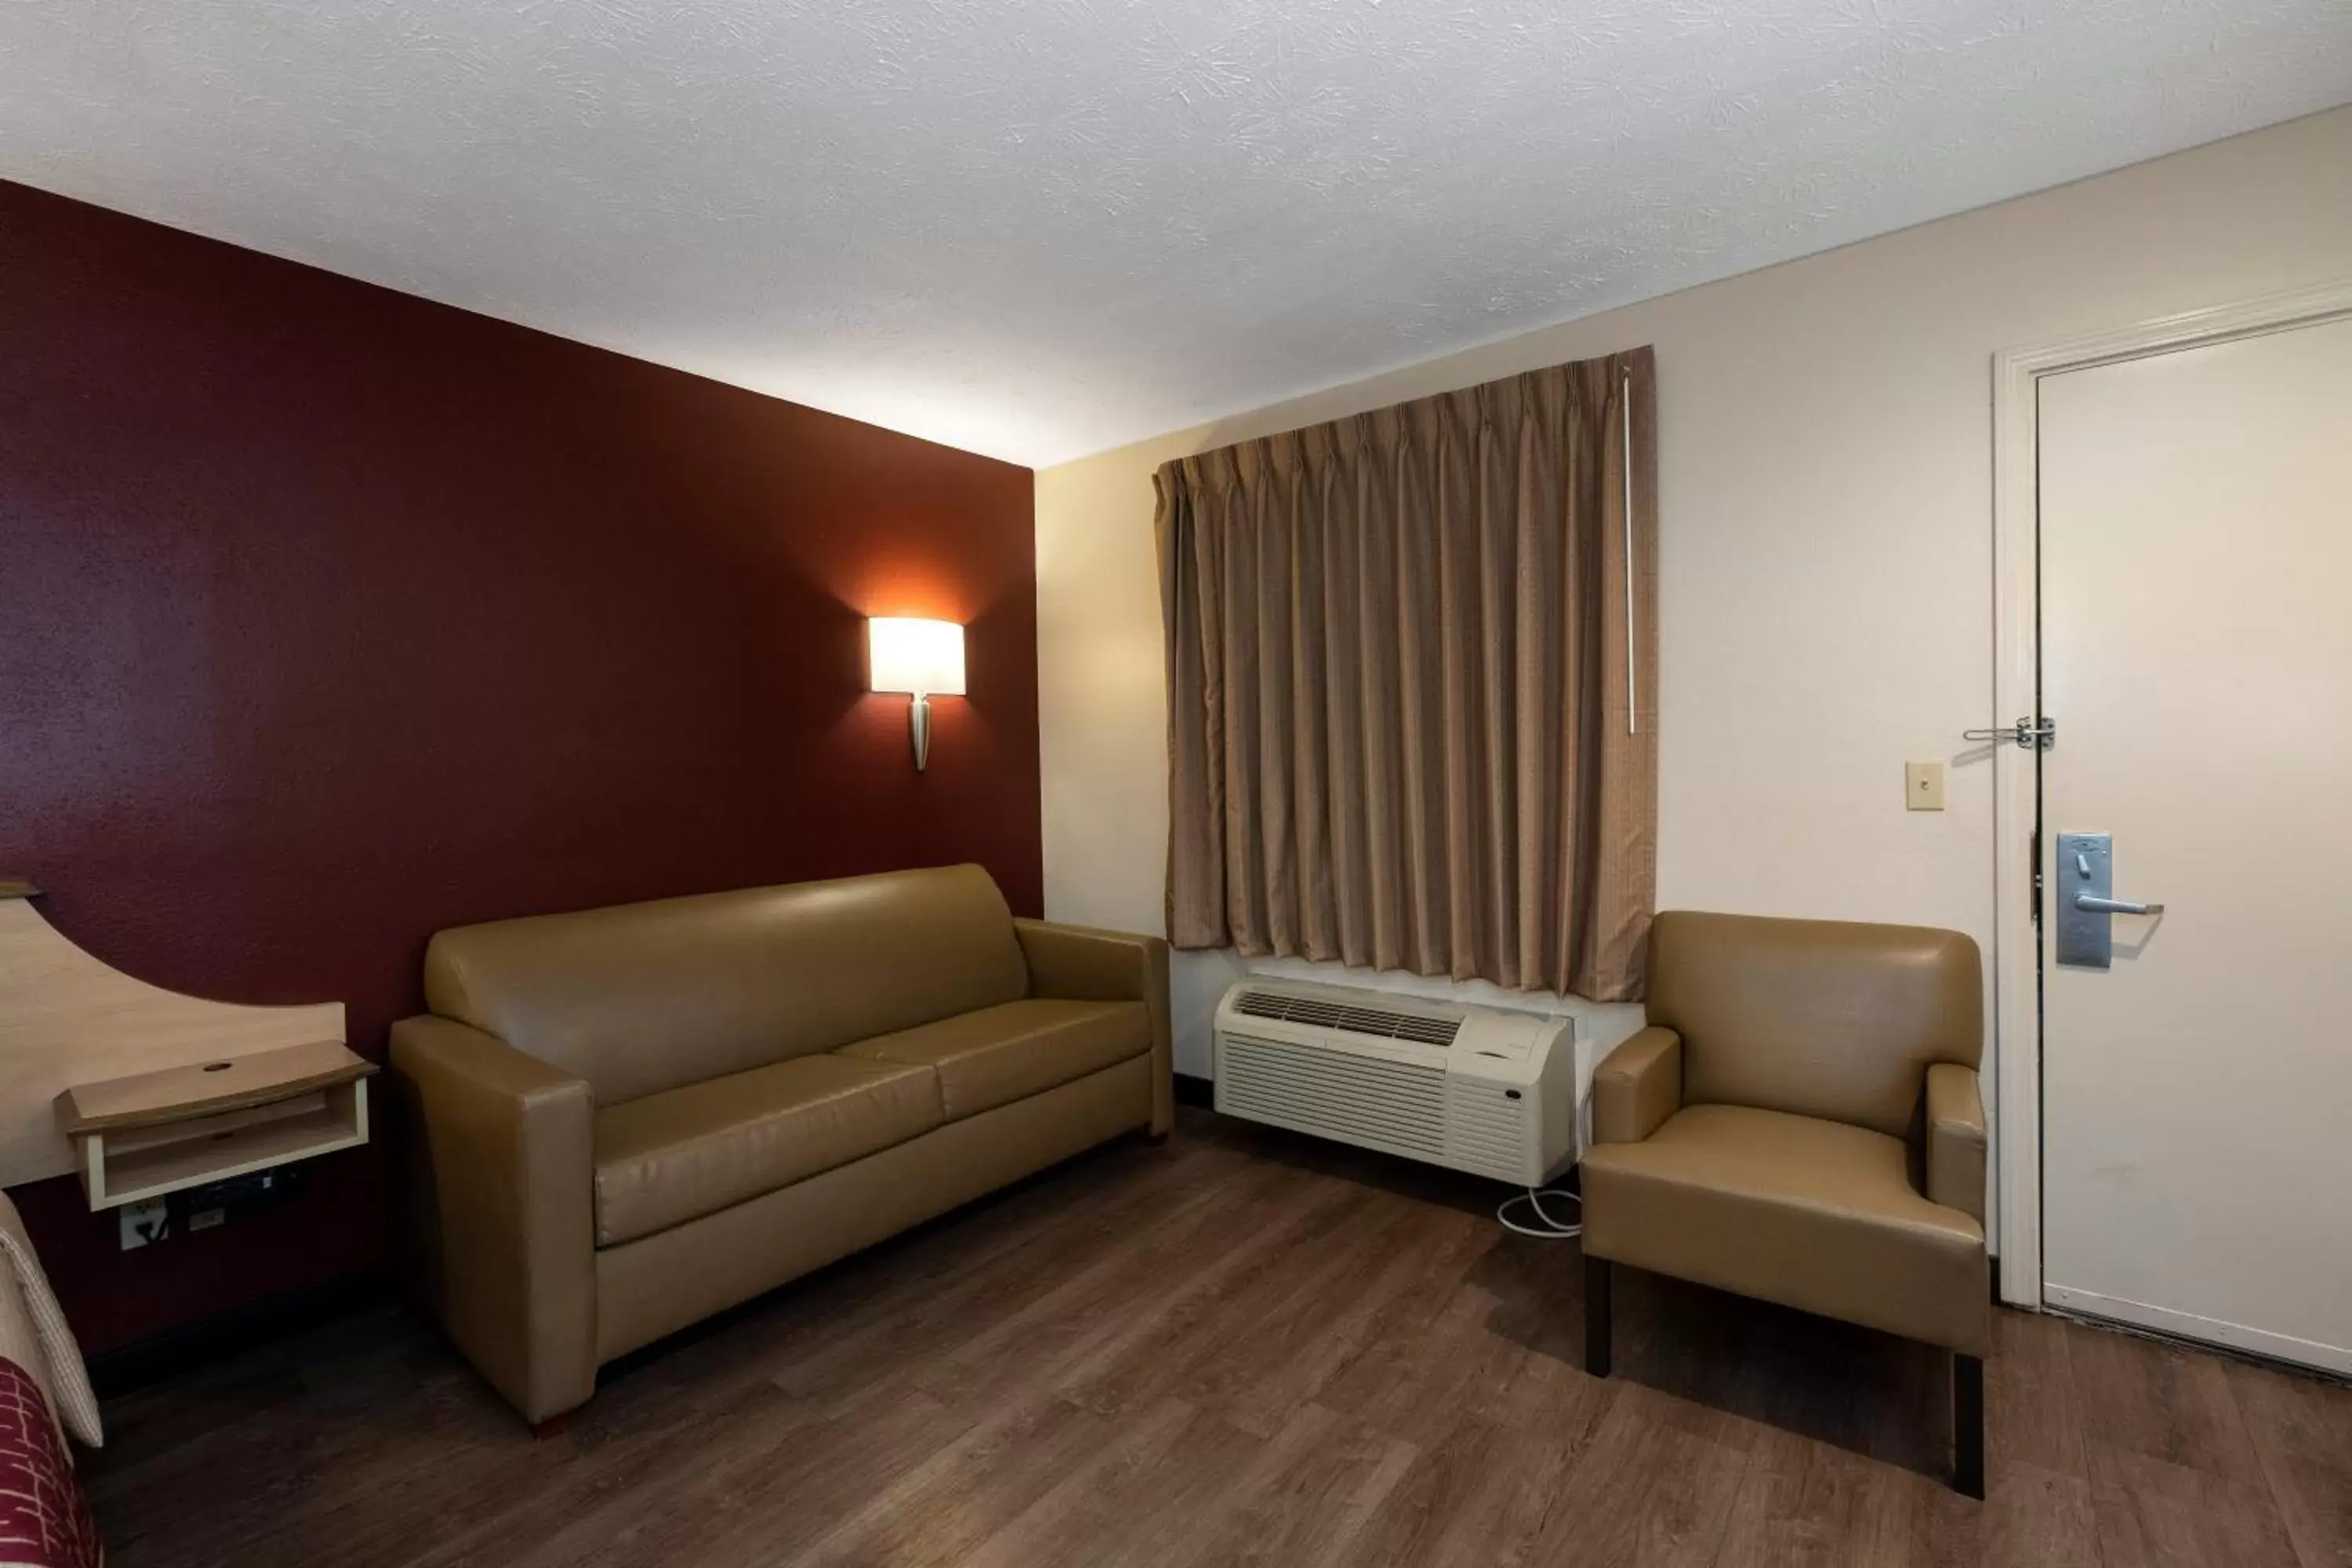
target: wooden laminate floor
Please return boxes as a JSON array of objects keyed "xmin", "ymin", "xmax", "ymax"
[{"xmin": 86, "ymin": 1107, "xmax": 2352, "ymax": 1567}]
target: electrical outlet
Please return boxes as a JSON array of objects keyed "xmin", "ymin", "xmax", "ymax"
[{"xmin": 118, "ymin": 1196, "xmax": 170, "ymax": 1250}]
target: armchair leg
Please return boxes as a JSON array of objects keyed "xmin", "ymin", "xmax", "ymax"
[
  {"xmin": 1584, "ymin": 1253, "xmax": 1613, "ymax": 1378},
  {"xmin": 1953, "ymin": 1352, "xmax": 1984, "ymax": 1499}
]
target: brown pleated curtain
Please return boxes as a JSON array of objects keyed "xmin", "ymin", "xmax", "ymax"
[{"xmin": 1156, "ymin": 347, "xmax": 1658, "ymax": 1000}]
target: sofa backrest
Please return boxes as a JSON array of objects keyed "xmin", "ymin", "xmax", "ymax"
[
  {"xmin": 423, "ymin": 864, "xmax": 1029, "ymax": 1104},
  {"xmin": 1644, "ymin": 910, "xmax": 1981, "ymax": 1139}
]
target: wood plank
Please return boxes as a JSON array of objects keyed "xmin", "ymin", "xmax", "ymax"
[
  {"xmin": 759, "ymin": 1134, "xmax": 1261, "ymax": 1410},
  {"xmin": 1846, "ymin": 1462, "xmax": 1981, "ymax": 1568},
  {"xmin": 2067, "ymin": 1318, "xmax": 2270, "ymax": 1485},
  {"xmin": 58, "ymin": 1040, "xmax": 371, "ymax": 1134},
  {"xmin": 1217, "ymin": 1205, "xmax": 1490, "ymax": 1441},
  {"xmin": 1980, "ymin": 1461, "xmax": 2101, "ymax": 1568},
  {"xmin": 2086, "ymin": 1440, "xmax": 2303, "ymax": 1568},
  {"xmin": 2227, "ymin": 1359, "xmax": 2352, "ymax": 1568},
  {"xmin": 73, "ymin": 1108, "xmax": 2352, "ymax": 1568},
  {"xmin": 787, "ymin": 1392, "xmax": 1115, "ymax": 1568},
  {"xmin": 1709, "ymin": 1425, "xmax": 1878, "ymax": 1568},
  {"xmin": 1127, "ymin": 1401, "xmax": 1369, "ymax": 1568},
  {"xmin": 952, "ymin": 1396, "xmax": 1212, "ymax": 1568},
  {"xmin": 1988, "ymin": 1299, "xmax": 2089, "ymax": 1477},
  {"xmin": 1342, "ymin": 1413, "xmax": 1586, "ymax": 1568},
  {"xmin": 1163, "ymin": 1405, "xmax": 1421, "ymax": 1568},
  {"xmin": 1521, "ymin": 1385, "xmax": 1751, "ymax": 1567},
  {"xmin": 1054, "ymin": 1179, "xmax": 1388, "ymax": 1422},
  {"xmin": 920, "ymin": 1163, "xmax": 1361, "ymax": 1418}
]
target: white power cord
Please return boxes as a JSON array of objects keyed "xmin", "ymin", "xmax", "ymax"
[{"xmin": 1497, "ymin": 1184, "xmax": 1582, "ymax": 1239}]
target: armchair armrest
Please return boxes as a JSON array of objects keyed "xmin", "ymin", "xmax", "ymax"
[
  {"xmin": 1592, "ymin": 1026, "xmax": 1682, "ymax": 1145},
  {"xmin": 1013, "ymin": 918, "xmax": 1172, "ymax": 1136},
  {"xmin": 389, "ymin": 1014, "xmax": 596, "ymax": 1423},
  {"xmin": 1924, "ymin": 1062, "xmax": 1987, "ymax": 1225}
]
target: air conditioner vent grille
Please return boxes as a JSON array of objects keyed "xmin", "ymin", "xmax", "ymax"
[
  {"xmin": 1443, "ymin": 1080, "xmax": 1528, "ymax": 1185},
  {"xmin": 1232, "ymin": 989, "xmax": 1463, "ymax": 1047},
  {"xmin": 1218, "ymin": 1033, "xmax": 1446, "ymax": 1160}
]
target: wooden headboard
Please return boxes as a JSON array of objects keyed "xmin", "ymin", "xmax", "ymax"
[{"xmin": 0, "ymin": 886, "xmax": 344, "ymax": 1188}]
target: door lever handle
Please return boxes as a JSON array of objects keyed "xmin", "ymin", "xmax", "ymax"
[{"xmin": 2074, "ymin": 893, "xmax": 2164, "ymax": 916}]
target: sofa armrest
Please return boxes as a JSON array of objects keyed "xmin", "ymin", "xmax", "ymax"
[
  {"xmin": 1592, "ymin": 1026, "xmax": 1682, "ymax": 1145},
  {"xmin": 389, "ymin": 1014, "xmax": 596, "ymax": 1424},
  {"xmin": 1013, "ymin": 918, "xmax": 1172, "ymax": 1136},
  {"xmin": 1924, "ymin": 1062, "xmax": 1987, "ymax": 1225}
]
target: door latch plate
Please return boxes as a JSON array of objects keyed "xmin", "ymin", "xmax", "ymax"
[
  {"xmin": 1963, "ymin": 717, "xmax": 2056, "ymax": 750},
  {"xmin": 2056, "ymin": 832, "xmax": 2111, "ymax": 968}
]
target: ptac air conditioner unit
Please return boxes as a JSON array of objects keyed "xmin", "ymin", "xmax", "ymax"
[{"xmin": 1212, "ymin": 978, "xmax": 1579, "ymax": 1187}]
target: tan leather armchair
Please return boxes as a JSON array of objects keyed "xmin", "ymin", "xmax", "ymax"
[
  {"xmin": 390, "ymin": 865, "xmax": 1170, "ymax": 1428},
  {"xmin": 1580, "ymin": 911, "xmax": 1989, "ymax": 1496}
]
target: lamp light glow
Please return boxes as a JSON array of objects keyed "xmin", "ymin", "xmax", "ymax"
[
  {"xmin": 867, "ymin": 618, "xmax": 965, "ymax": 770},
  {"xmin": 867, "ymin": 618, "xmax": 966, "ymax": 697}
]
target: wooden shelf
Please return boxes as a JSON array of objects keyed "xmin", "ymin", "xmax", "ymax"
[{"xmin": 55, "ymin": 1040, "xmax": 376, "ymax": 1210}]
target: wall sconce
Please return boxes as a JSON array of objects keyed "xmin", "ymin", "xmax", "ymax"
[{"xmin": 867, "ymin": 617, "xmax": 965, "ymax": 771}]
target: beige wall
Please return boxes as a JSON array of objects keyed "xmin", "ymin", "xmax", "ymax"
[{"xmin": 1036, "ymin": 106, "xmax": 2352, "ymax": 1087}]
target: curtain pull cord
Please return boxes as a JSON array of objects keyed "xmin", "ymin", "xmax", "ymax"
[{"xmin": 1622, "ymin": 366, "xmax": 1638, "ymax": 737}]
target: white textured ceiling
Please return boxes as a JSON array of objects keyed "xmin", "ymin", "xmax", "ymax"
[{"xmin": 3, "ymin": 3, "xmax": 2347, "ymax": 466}]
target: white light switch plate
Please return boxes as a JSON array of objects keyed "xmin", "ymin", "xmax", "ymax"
[{"xmin": 1905, "ymin": 760, "xmax": 1946, "ymax": 811}]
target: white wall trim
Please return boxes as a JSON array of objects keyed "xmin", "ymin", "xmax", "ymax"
[{"xmin": 1989, "ymin": 275, "xmax": 2352, "ymax": 1310}]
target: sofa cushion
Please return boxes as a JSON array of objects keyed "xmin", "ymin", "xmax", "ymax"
[
  {"xmin": 424, "ymin": 865, "xmax": 1029, "ymax": 1105},
  {"xmin": 593, "ymin": 1054, "xmax": 942, "ymax": 1246},
  {"xmin": 1580, "ymin": 1103, "xmax": 1988, "ymax": 1356},
  {"xmin": 835, "ymin": 999, "xmax": 1150, "ymax": 1121}
]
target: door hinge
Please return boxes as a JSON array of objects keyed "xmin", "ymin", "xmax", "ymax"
[{"xmin": 1962, "ymin": 716, "xmax": 2056, "ymax": 750}]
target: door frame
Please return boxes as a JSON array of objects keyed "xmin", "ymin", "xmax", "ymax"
[{"xmin": 1991, "ymin": 278, "xmax": 2352, "ymax": 1309}]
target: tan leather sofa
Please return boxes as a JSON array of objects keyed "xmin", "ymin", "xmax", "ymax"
[
  {"xmin": 388, "ymin": 864, "xmax": 1170, "ymax": 1426},
  {"xmin": 1579, "ymin": 910, "xmax": 1989, "ymax": 1496}
]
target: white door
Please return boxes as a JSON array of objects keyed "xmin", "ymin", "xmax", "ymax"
[{"xmin": 2037, "ymin": 311, "xmax": 2352, "ymax": 1375}]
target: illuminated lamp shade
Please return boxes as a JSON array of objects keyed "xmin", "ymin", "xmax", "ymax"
[{"xmin": 866, "ymin": 617, "xmax": 966, "ymax": 771}]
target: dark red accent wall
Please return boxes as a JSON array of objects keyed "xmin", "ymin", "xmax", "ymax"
[{"xmin": 0, "ymin": 180, "xmax": 1040, "ymax": 1353}]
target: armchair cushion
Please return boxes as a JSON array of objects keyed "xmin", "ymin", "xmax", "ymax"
[
  {"xmin": 1581, "ymin": 1104, "xmax": 1989, "ymax": 1356},
  {"xmin": 593, "ymin": 1055, "xmax": 943, "ymax": 1247},
  {"xmin": 1592, "ymin": 1026, "xmax": 1682, "ymax": 1145},
  {"xmin": 836, "ymin": 999, "xmax": 1149, "ymax": 1122},
  {"xmin": 1646, "ymin": 911, "xmax": 1981, "ymax": 1139},
  {"xmin": 1924, "ymin": 1063, "xmax": 1987, "ymax": 1225}
]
